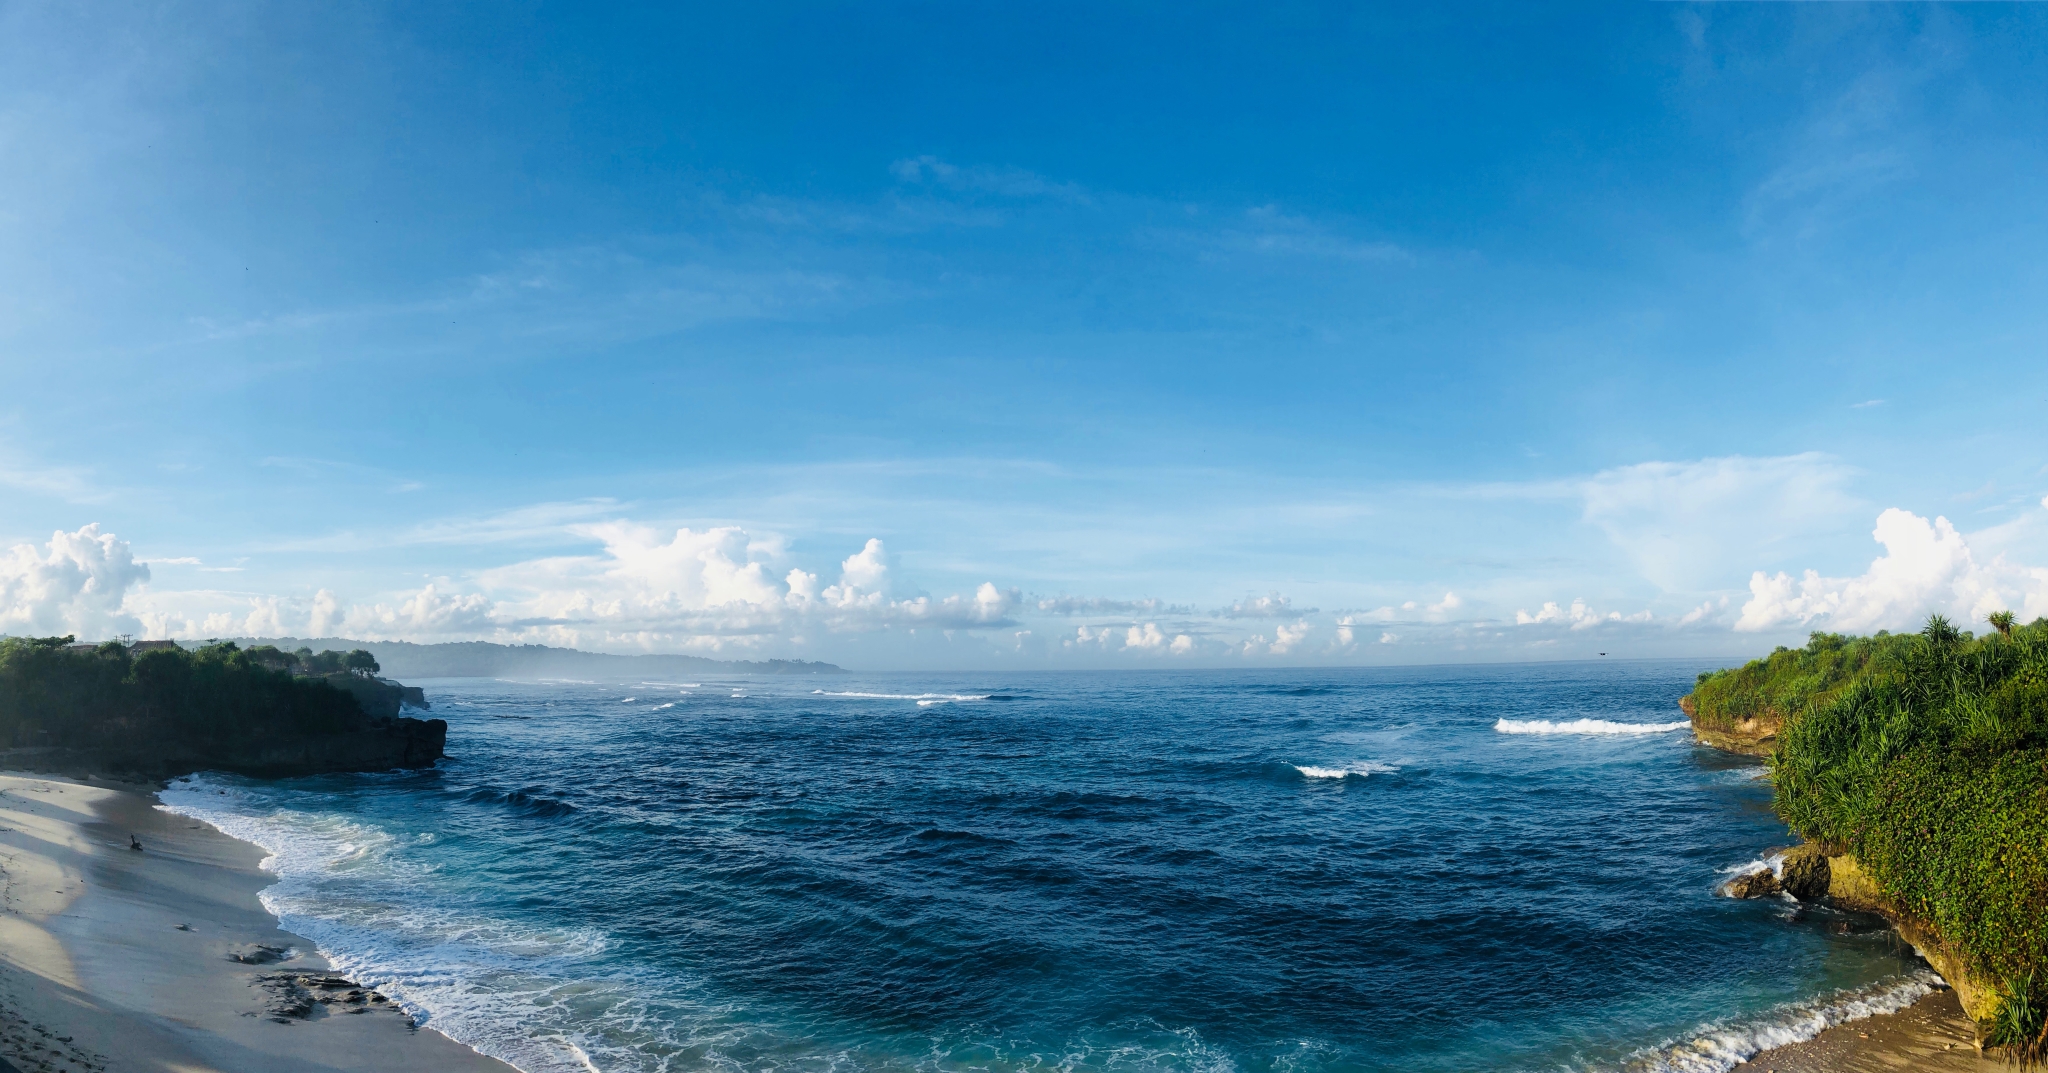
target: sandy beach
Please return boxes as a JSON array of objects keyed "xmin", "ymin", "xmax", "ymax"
[{"xmin": 0, "ymin": 771, "xmax": 517, "ymax": 1073}]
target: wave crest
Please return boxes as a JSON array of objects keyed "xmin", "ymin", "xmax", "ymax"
[
  {"xmin": 813, "ymin": 690, "xmax": 994, "ymax": 706},
  {"xmin": 1294, "ymin": 762, "xmax": 1399, "ymax": 779},
  {"xmin": 1494, "ymin": 718, "xmax": 1690, "ymax": 735},
  {"xmin": 1621, "ymin": 971, "xmax": 1940, "ymax": 1073}
]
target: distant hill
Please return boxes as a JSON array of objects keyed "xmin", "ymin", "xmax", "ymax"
[{"xmin": 220, "ymin": 638, "xmax": 846, "ymax": 679}]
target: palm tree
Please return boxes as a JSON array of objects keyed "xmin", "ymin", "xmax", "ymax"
[{"xmin": 1989, "ymin": 609, "xmax": 2017, "ymax": 638}]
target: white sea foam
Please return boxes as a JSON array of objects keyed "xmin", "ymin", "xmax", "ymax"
[
  {"xmin": 1619, "ymin": 970, "xmax": 1942, "ymax": 1073},
  {"xmin": 813, "ymin": 690, "xmax": 993, "ymax": 705},
  {"xmin": 1294, "ymin": 762, "xmax": 1399, "ymax": 779},
  {"xmin": 652, "ymin": 702, "xmax": 675, "ymax": 710},
  {"xmin": 157, "ymin": 775, "xmax": 626, "ymax": 1073},
  {"xmin": 619, "ymin": 697, "xmax": 637, "ymax": 703},
  {"xmin": 1719, "ymin": 852, "xmax": 1787, "ymax": 880},
  {"xmin": 1493, "ymin": 718, "xmax": 1691, "ymax": 735}
]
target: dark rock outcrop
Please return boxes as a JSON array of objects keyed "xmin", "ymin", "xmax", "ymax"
[
  {"xmin": 1778, "ymin": 843, "xmax": 1831, "ymax": 900},
  {"xmin": 1721, "ymin": 868, "xmax": 1780, "ymax": 899}
]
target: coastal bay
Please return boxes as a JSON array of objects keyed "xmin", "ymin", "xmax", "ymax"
[{"xmin": 0, "ymin": 771, "xmax": 514, "ymax": 1073}]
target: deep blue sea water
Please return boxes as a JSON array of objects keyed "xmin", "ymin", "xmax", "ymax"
[{"xmin": 160, "ymin": 662, "xmax": 1937, "ymax": 1073}]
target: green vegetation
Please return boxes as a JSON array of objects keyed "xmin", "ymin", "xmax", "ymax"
[
  {"xmin": 244, "ymin": 644, "xmax": 381, "ymax": 677},
  {"xmin": 0, "ymin": 637, "xmax": 412, "ymax": 772},
  {"xmin": 1689, "ymin": 617, "xmax": 2048, "ymax": 1058}
]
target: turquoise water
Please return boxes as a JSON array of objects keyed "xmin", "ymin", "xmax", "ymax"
[{"xmin": 160, "ymin": 662, "xmax": 1935, "ymax": 1073}]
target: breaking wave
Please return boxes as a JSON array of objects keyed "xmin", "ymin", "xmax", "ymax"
[
  {"xmin": 813, "ymin": 690, "xmax": 994, "ymax": 707},
  {"xmin": 1494, "ymin": 718, "xmax": 1691, "ymax": 735},
  {"xmin": 1617, "ymin": 971, "xmax": 1942, "ymax": 1073},
  {"xmin": 1294, "ymin": 762, "xmax": 1400, "ymax": 779}
]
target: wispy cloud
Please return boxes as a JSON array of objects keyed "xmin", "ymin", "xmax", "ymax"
[{"xmin": 889, "ymin": 156, "xmax": 1093, "ymax": 204}]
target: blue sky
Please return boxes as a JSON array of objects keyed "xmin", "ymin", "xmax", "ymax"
[{"xmin": 4, "ymin": 2, "xmax": 2047, "ymax": 668}]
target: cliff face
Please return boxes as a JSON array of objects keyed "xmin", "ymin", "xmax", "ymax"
[
  {"xmin": 1720, "ymin": 843, "xmax": 2006, "ymax": 1031},
  {"xmin": 314, "ymin": 673, "xmax": 431, "ymax": 719},
  {"xmin": 0, "ymin": 716, "xmax": 447, "ymax": 781},
  {"xmin": 1679, "ymin": 694, "xmax": 1779, "ymax": 756}
]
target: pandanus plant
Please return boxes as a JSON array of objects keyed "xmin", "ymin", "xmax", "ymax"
[{"xmin": 1989, "ymin": 609, "xmax": 2017, "ymax": 638}]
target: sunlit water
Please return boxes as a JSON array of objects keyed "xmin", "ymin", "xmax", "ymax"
[{"xmin": 158, "ymin": 662, "xmax": 1934, "ymax": 1073}]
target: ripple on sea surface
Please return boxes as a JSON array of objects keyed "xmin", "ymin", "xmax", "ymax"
[{"xmin": 160, "ymin": 663, "xmax": 1929, "ymax": 1073}]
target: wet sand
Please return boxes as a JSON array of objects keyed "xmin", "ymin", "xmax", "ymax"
[
  {"xmin": 0, "ymin": 771, "xmax": 518, "ymax": 1073},
  {"xmin": 1733, "ymin": 986, "xmax": 2001, "ymax": 1073}
]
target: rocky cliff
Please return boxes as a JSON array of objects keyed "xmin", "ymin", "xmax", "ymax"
[
  {"xmin": 1678, "ymin": 694, "xmax": 1778, "ymax": 756},
  {"xmin": 1718, "ymin": 844, "xmax": 2003, "ymax": 1030},
  {"xmin": 0, "ymin": 714, "xmax": 447, "ymax": 780}
]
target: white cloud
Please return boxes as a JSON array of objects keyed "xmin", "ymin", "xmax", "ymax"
[
  {"xmin": 0, "ymin": 524, "xmax": 149, "ymax": 638},
  {"xmin": 1272, "ymin": 620, "xmax": 1309, "ymax": 653},
  {"xmin": 1125, "ymin": 622, "xmax": 1169, "ymax": 650},
  {"xmin": 1736, "ymin": 508, "xmax": 2048, "ymax": 632},
  {"xmin": 1515, "ymin": 598, "xmax": 1652, "ymax": 631},
  {"xmin": 1581, "ymin": 453, "xmax": 1860, "ymax": 593},
  {"xmin": 309, "ymin": 588, "xmax": 341, "ymax": 636},
  {"xmin": 1221, "ymin": 593, "xmax": 1312, "ymax": 618},
  {"xmin": 889, "ymin": 156, "xmax": 1090, "ymax": 203},
  {"xmin": 1035, "ymin": 596, "xmax": 1188, "ymax": 615},
  {"xmin": 1428, "ymin": 591, "xmax": 1462, "ymax": 614},
  {"xmin": 1378, "ymin": 631, "xmax": 1398, "ymax": 644}
]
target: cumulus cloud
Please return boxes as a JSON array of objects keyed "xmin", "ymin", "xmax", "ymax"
[
  {"xmin": 1515, "ymin": 598, "xmax": 1652, "ymax": 631},
  {"xmin": 0, "ymin": 524, "xmax": 149, "ymax": 638},
  {"xmin": 1736, "ymin": 508, "xmax": 2048, "ymax": 632},
  {"xmin": 115, "ymin": 524, "xmax": 1022, "ymax": 650},
  {"xmin": 1065, "ymin": 621, "xmax": 1193, "ymax": 655},
  {"xmin": 1241, "ymin": 620, "xmax": 1310, "ymax": 655}
]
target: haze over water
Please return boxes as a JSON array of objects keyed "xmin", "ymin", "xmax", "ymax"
[{"xmin": 163, "ymin": 663, "xmax": 1931, "ymax": 1073}]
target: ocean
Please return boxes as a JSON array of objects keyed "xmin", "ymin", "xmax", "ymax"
[{"xmin": 158, "ymin": 661, "xmax": 1937, "ymax": 1073}]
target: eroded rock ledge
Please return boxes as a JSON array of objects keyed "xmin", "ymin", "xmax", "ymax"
[{"xmin": 1719, "ymin": 844, "xmax": 2002, "ymax": 1033}]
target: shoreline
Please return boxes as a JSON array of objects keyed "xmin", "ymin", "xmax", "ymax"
[
  {"xmin": 0, "ymin": 770, "xmax": 518, "ymax": 1073},
  {"xmin": 1730, "ymin": 986, "xmax": 1999, "ymax": 1073},
  {"xmin": 0, "ymin": 766, "xmax": 2006, "ymax": 1073}
]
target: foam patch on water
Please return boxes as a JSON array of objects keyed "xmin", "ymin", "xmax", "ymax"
[
  {"xmin": 1494, "ymin": 718, "xmax": 1691, "ymax": 735},
  {"xmin": 1618, "ymin": 970, "xmax": 1942, "ymax": 1073},
  {"xmin": 1719, "ymin": 852, "xmax": 1787, "ymax": 880},
  {"xmin": 1295, "ymin": 762, "xmax": 1399, "ymax": 779},
  {"xmin": 158, "ymin": 775, "xmax": 630, "ymax": 1073},
  {"xmin": 814, "ymin": 690, "xmax": 993, "ymax": 706}
]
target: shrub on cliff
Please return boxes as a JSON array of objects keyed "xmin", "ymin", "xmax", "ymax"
[
  {"xmin": 1693, "ymin": 617, "xmax": 2048, "ymax": 1056},
  {"xmin": 1687, "ymin": 630, "xmax": 1884, "ymax": 742}
]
